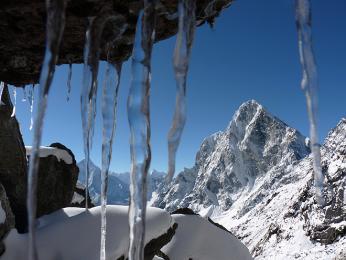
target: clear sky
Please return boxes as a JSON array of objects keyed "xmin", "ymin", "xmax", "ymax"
[{"xmin": 13, "ymin": 0, "xmax": 346, "ymax": 174}]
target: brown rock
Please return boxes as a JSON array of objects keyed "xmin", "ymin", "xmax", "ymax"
[{"xmin": 0, "ymin": 0, "xmax": 233, "ymax": 86}]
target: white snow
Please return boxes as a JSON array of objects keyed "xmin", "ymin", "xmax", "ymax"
[
  {"xmin": 2, "ymin": 206, "xmax": 173, "ymax": 260},
  {"xmin": 161, "ymin": 214, "xmax": 253, "ymax": 260},
  {"xmin": 25, "ymin": 146, "xmax": 73, "ymax": 164}
]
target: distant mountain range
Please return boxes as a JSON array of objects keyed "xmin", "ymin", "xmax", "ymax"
[{"xmin": 77, "ymin": 160, "xmax": 165, "ymax": 205}]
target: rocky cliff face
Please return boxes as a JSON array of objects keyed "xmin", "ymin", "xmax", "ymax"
[
  {"xmin": 151, "ymin": 100, "xmax": 346, "ymax": 259},
  {"xmin": 0, "ymin": 85, "xmax": 28, "ymax": 232},
  {"xmin": 152, "ymin": 100, "xmax": 311, "ymax": 212},
  {"xmin": 0, "ymin": 0, "xmax": 233, "ymax": 86}
]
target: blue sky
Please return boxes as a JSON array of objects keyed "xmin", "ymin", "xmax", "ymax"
[{"xmin": 14, "ymin": 0, "xmax": 346, "ymax": 174}]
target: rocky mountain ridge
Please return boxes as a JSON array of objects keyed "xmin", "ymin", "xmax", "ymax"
[{"xmin": 151, "ymin": 100, "xmax": 346, "ymax": 259}]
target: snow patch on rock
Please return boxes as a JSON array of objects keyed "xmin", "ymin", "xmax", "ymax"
[{"xmin": 25, "ymin": 146, "xmax": 73, "ymax": 164}]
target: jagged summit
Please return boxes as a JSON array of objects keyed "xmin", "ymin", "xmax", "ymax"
[{"xmin": 152, "ymin": 100, "xmax": 311, "ymax": 212}]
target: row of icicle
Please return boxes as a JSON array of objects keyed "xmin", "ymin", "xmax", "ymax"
[{"xmin": 0, "ymin": 0, "xmax": 324, "ymax": 259}]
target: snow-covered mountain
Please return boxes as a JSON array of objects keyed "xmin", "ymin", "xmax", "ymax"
[
  {"xmin": 77, "ymin": 160, "xmax": 165, "ymax": 205},
  {"xmin": 152, "ymin": 100, "xmax": 311, "ymax": 212},
  {"xmin": 151, "ymin": 100, "xmax": 346, "ymax": 259}
]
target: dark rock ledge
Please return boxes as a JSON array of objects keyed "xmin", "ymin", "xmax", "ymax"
[{"xmin": 0, "ymin": 0, "xmax": 233, "ymax": 86}]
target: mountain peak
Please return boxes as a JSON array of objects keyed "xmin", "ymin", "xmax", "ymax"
[{"xmin": 153, "ymin": 100, "xmax": 311, "ymax": 212}]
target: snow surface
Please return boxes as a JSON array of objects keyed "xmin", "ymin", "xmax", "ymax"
[
  {"xmin": 25, "ymin": 146, "xmax": 73, "ymax": 164},
  {"xmin": 2, "ymin": 206, "xmax": 173, "ymax": 260},
  {"xmin": 161, "ymin": 214, "xmax": 253, "ymax": 260}
]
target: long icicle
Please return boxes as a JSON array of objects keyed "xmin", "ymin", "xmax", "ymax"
[
  {"xmin": 28, "ymin": 85, "xmax": 35, "ymax": 131},
  {"xmin": 11, "ymin": 87, "xmax": 16, "ymax": 117},
  {"xmin": 27, "ymin": 0, "xmax": 67, "ymax": 259},
  {"xmin": 127, "ymin": 1, "xmax": 156, "ymax": 258},
  {"xmin": 81, "ymin": 15, "xmax": 115, "ymax": 209},
  {"xmin": 100, "ymin": 61, "xmax": 122, "ymax": 260},
  {"xmin": 295, "ymin": 0, "xmax": 324, "ymax": 205},
  {"xmin": 166, "ymin": 0, "xmax": 196, "ymax": 183},
  {"xmin": 66, "ymin": 62, "xmax": 72, "ymax": 101}
]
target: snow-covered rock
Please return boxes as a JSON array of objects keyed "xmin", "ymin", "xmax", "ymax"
[
  {"xmin": 2, "ymin": 206, "xmax": 175, "ymax": 260},
  {"xmin": 26, "ymin": 143, "xmax": 79, "ymax": 219},
  {"xmin": 25, "ymin": 145, "xmax": 73, "ymax": 165}
]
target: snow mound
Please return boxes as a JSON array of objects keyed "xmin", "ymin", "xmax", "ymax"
[
  {"xmin": 161, "ymin": 214, "xmax": 253, "ymax": 260},
  {"xmin": 2, "ymin": 206, "xmax": 173, "ymax": 260},
  {"xmin": 25, "ymin": 146, "xmax": 73, "ymax": 165}
]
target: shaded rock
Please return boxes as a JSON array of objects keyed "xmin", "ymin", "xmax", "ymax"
[
  {"xmin": 0, "ymin": 84, "xmax": 28, "ymax": 233},
  {"xmin": 28, "ymin": 143, "xmax": 79, "ymax": 218},
  {"xmin": 171, "ymin": 208, "xmax": 198, "ymax": 215},
  {"xmin": 0, "ymin": 183, "xmax": 15, "ymax": 256},
  {"xmin": 144, "ymin": 223, "xmax": 177, "ymax": 260},
  {"xmin": 0, "ymin": 0, "xmax": 233, "ymax": 86}
]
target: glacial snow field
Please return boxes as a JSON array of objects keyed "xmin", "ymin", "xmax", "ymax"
[{"xmin": 152, "ymin": 100, "xmax": 346, "ymax": 259}]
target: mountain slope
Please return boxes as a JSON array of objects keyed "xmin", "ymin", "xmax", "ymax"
[
  {"xmin": 151, "ymin": 100, "xmax": 346, "ymax": 259},
  {"xmin": 152, "ymin": 100, "xmax": 311, "ymax": 213}
]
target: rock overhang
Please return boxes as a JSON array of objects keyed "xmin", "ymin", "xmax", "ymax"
[{"xmin": 0, "ymin": 0, "xmax": 233, "ymax": 86}]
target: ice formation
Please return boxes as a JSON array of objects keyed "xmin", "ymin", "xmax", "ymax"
[
  {"xmin": 295, "ymin": 0, "xmax": 324, "ymax": 205},
  {"xmin": 26, "ymin": 0, "xmax": 67, "ymax": 259},
  {"xmin": 167, "ymin": 0, "xmax": 196, "ymax": 183}
]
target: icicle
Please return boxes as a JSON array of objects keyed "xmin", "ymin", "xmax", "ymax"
[
  {"xmin": 10, "ymin": 87, "xmax": 17, "ymax": 117},
  {"xmin": 66, "ymin": 62, "xmax": 72, "ymax": 101},
  {"xmin": 0, "ymin": 82, "xmax": 4, "ymax": 106},
  {"xmin": 22, "ymin": 86, "xmax": 27, "ymax": 102},
  {"xmin": 81, "ymin": 15, "xmax": 124, "ymax": 210},
  {"xmin": 80, "ymin": 16, "xmax": 105, "ymax": 209},
  {"xmin": 28, "ymin": 85, "xmax": 35, "ymax": 131},
  {"xmin": 166, "ymin": 0, "xmax": 196, "ymax": 183},
  {"xmin": 127, "ymin": 1, "xmax": 156, "ymax": 258},
  {"xmin": 26, "ymin": 0, "xmax": 67, "ymax": 259},
  {"xmin": 295, "ymin": 0, "xmax": 324, "ymax": 205},
  {"xmin": 100, "ymin": 61, "xmax": 122, "ymax": 260}
]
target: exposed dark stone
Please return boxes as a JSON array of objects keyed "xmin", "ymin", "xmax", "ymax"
[
  {"xmin": 144, "ymin": 223, "xmax": 177, "ymax": 260},
  {"xmin": 29, "ymin": 143, "xmax": 79, "ymax": 219},
  {"xmin": 0, "ymin": 84, "xmax": 28, "ymax": 233},
  {"xmin": 0, "ymin": 0, "xmax": 233, "ymax": 86},
  {"xmin": 115, "ymin": 223, "xmax": 178, "ymax": 260},
  {"xmin": 171, "ymin": 207, "xmax": 198, "ymax": 215},
  {"xmin": 0, "ymin": 183, "xmax": 15, "ymax": 256}
]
